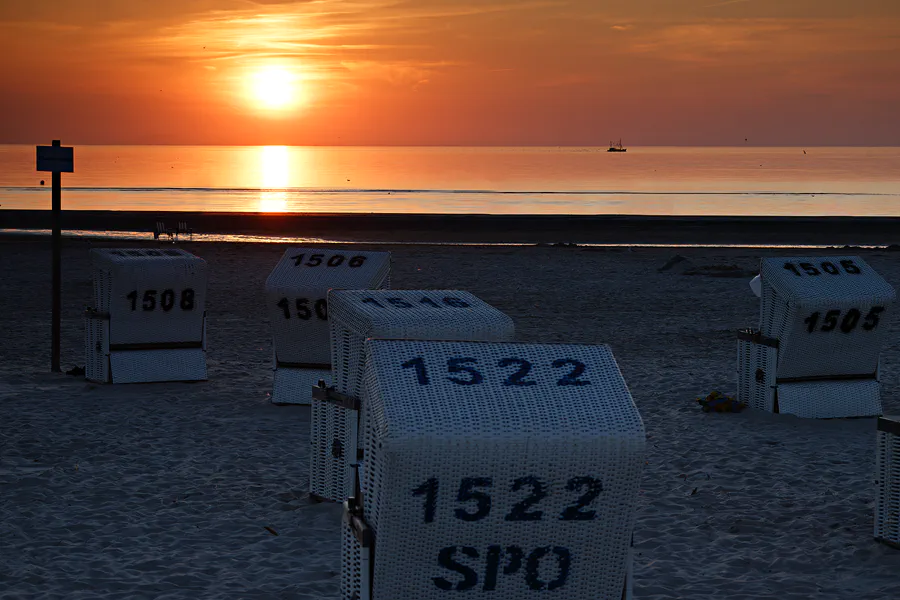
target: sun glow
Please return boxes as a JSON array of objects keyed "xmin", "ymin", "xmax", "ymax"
[{"xmin": 248, "ymin": 66, "xmax": 299, "ymax": 111}]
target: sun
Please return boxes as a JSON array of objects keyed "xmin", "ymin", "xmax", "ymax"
[{"xmin": 249, "ymin": 66, "xmax": 297, "ymax": 110}]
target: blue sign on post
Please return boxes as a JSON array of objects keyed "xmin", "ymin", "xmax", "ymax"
[{"xmin": 36, "ymin": 144, "xmax": 74, "ymax": 173}]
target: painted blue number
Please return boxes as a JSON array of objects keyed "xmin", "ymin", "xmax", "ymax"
[
  {"xmin": 498, "ymin": 358, "xmax": 537, "ymax": 386},
  {"xmin": 402, "ymin": 357, "xmax": 429, "ymax": 385},
  {"xmin": 447, "ymin": 358, "xmax": 483, "ymax": 385},
  {"xmin": 552, "ymin": 359, "xmax": 590, "ymax": 386}
]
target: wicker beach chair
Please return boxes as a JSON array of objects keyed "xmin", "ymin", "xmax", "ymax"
[
  {"xmin": 84, "ymin": 248, "xmax": 208, "ymax": 383},
  {"xmin": 176, "ymin": 221, "xmax": 193, "ymax": 241},
  {"xmin": 264, "ymin": 248, "xmax": 391, "ymax": 405},
  {"xmin": 311, "ymin": 290, "xmax": 515, "ymax": 502},
  {"xmin": 154, "ymin": 221, "xmax": 174, "ymax": 242},
  {"xmin": 736, "ymin": 256, "xmax": 895, "ymax": 418},
  {"xmin": 342, "ymin": 339, "xmax": 645, "ymax": 600}
]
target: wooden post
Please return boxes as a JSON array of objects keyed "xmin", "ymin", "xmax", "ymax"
[
  {"xmin": 36, "ymin": 140, "xmax": 73, "ymax": 373},
  {"xmin": 51, "ymin": 140, "xmax": 62, "ymax": 372}
]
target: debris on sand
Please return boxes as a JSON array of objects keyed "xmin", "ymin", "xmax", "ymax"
[
  {"xmin": 658, "ymin": 255, "xmax": 691, "ymax": 272},
  {"xmin": 682, "ymin": 264, "xmax": 755, "ymax": 278}
]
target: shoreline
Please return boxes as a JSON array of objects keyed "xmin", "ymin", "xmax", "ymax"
[{"xmin": 2, "ymin": 210, "xmax": 900, "ymax": 245}]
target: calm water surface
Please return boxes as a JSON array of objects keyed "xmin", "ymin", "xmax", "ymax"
[{"xmin": 0, "ymin": 145, "xmax": 898, "ymax": 215}]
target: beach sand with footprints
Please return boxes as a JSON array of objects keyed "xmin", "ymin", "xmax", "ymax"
[{"xmin": 2, "ymin": 235, "xmax": 900, "ymax": 599}]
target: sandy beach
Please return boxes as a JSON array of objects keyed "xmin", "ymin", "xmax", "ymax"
[{"xmin": 2, "ymin": 234, "xmax": 899, "ymax": 599}]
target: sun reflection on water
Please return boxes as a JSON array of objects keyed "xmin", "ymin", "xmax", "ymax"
[{"xmin": 259, "ymin": 146, "xmax": 289, "ymax": 212}]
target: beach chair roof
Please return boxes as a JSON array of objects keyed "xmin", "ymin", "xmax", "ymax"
[
  {"xmin": 90, "ymin": 247, "xmax": 203, "ymax": 266},
  {"xmin": 328, "ymin": 289, "xmax": 514, "ymax": 338},
  {"xmin": 760, "ymin": 256, "xmax": 895, "ymax": 305},
  {"xmin": 265, "ymin": 247, "xmax": 391, "ymax": 293},
  {"xmin": 364, "ymin": 339, "xmax": 642, "ymax": 440}
]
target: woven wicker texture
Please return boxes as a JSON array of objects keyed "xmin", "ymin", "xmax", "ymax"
[
  {"xmin": 758, "ymin": 256, "xmax": 895, "ymax": 379},
  {"xmin": 736, "ymin": 336, "xmax": 882, "ymax": 418},
  {"xmin": 350, "ymin": 339, "xmax": 645, "ymax": 600},
  {"xmin": 312, "ymin": 290, "xmax": 515, "ymax": 502},
  {"xmin": 273, "ymin": 367, "xmax": 331, "ymax": 406},
  {"xmin": 84, "ymin": 313, "xmax": 109, "ymax": 383},
  {"xmin": 342, "ymin": 507, "xmax": 363, "ymax": 599},
  {"xmin": 735, "ymin": 338, "xmax": 777, "ymax": 412},
  {"xmin": 108, "ymin": 349, "xmax": 209, "ymax": 384},
  {"xmin": 86, "ymin": 248, "xmax": 208, "ymax": 383},
  {"xmin": 89, "ymin": 248, "xmax": 208, "ymax": 345},
  {"xmin": 342, "ymin": 501, "xmax": 373, "ymax": 600},
  {"xmin": 875, "ymin": 420, "xmax": 900, "ymax": 547},
  {"xmin": 264, "ymin": 248, "xmax": 391, "ymax": 367},
  {"xmin": 310, "ymin": 397, "xmax": 358, "ymax": 502},
  {"xmin": 776, "ymin": 380, "xmax": 881, "ymax": 419}
]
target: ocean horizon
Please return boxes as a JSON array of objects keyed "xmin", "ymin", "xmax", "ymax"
[{"xmin": 1, "ymin": 144, "xmax": 899, "ymax": 216}]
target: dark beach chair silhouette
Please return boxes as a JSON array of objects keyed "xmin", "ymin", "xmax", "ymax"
[
  {"xmin": 176, "ymin": 221, "xmax": 193, "ymax": 241},
  {"xmin": 154, "ymin": 221, "xmax": 174, "ymax": 242}
]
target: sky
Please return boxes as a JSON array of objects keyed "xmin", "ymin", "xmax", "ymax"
[{"xmin": 1, "ymin": 0, "xmax": 899, "ymax": 146}]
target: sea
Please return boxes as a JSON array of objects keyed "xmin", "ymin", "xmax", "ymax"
[{"xmin": 1, "ymin": 145, "xmax": 899, "ymax": 217}]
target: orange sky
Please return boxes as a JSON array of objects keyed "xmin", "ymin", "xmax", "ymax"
[{"xmin": 1, "ymin": 0, "xmax": 899, "ymax": 145}]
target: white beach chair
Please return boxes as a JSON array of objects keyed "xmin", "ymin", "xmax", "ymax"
[
  {"xmin": 264, "ymin": 248, "xmax": 391, "ymax": 405},
  {"xmin": 176, "ymin": 221, "xmax": 193, "ymax": 241},
  {"xmin": 311, "ymin": 289, "xmax": 515, "ymax": 502},
  {"xmin": 154, "ymin": 221, "xmax": 174, "ymax": 242},
  {"xmin": 736, "ymin": 256, "xmax": 895, "ymax": 418},
  {"xmin": 875, "ymin": 415, "xmax": 900, "ymax": 549},
  {"xmin": 342, "ymin": 339, "xmax": 645, "ymax": 600},
  {"xmin": 84, "ymin": 248, "xmax": 208, "ymax": 383}
]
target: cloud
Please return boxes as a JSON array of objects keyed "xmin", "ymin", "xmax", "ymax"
[
  {"xmin": 340, "ymin": 60, "xmax": 459, "ymax": 87},
  {"xmin": 704, "ymin": 0, "xmax": 753, "ymax": 8},
  {"xmin": 537, "ymin": 73, "xmax": 600, "ymax": 87},
  {"xmin": 72, "ymin": 0, "xmax": 567, "ymax": 89},
  {"xmin": 611, "ymin": 24, "xmax": 633, "ymax": 31},
  {"xmin": 617, "ymin": 17, "xmax": 900, "ymax": 66}
]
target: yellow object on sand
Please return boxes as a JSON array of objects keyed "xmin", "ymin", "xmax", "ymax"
[{"xmin": 697, "ymin": 390, "xmax": 746, "ymax": 413}]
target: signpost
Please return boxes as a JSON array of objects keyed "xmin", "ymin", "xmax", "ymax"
[{"xmin": 36, "ymin": 140, "xmax": 74, "ymax": 372}]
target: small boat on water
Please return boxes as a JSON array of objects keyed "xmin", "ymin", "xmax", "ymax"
[{"xmin": 607, "ymin": 139, "xmax": 627, "ymax": 152}]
